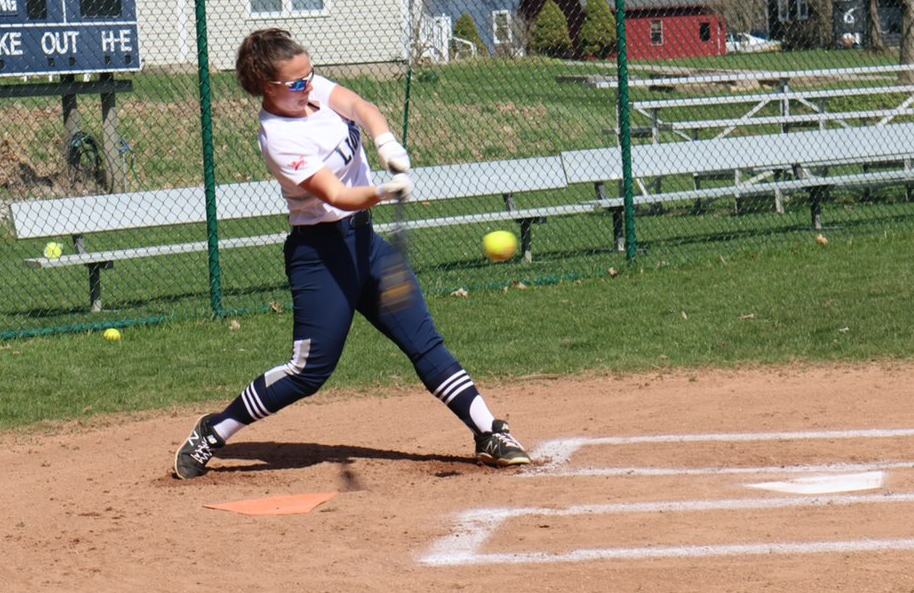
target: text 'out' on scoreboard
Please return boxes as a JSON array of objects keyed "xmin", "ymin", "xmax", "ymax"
[{"xmin": 0, "ymin": 0, "xmax": 141, "ymax": 76}]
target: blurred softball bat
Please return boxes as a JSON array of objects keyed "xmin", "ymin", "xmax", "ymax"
[{"xmin": 379, "ymin": 180, "xmax": 413, "ymax": 312}]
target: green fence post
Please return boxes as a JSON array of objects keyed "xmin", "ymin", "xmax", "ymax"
[
  {"xmin": 613, "ymin": 0, "xmax": 637, "ymax": 260},
  {"xmin": 194, "ymin": 0, "xmax": 223, "ymax": 317},
  {"xmin": 402, "ymin": 63, "xmax": 413, "ymax": 147}
]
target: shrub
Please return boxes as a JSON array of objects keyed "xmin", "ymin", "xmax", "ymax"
[
  {"xmin": 452, "ymin": 13, "xmax": 486, "ymax": 57},
  {"xmin": 579, "ymin": 0, "xmax": 617, "ymax": 58},
  {"xmin": 530, "ymin": 0, "xmax": 572, "ymax": 57}
]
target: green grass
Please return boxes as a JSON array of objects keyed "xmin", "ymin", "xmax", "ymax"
[
  {"xmin": 3, "ymin": 49, "xmax": 913, "ymax": 337},
  {"xmin": 2, "ymin": 173, "xmax": 913, "ymax": 333},
  {"xmin": 2, "ymin": 230, "xmax": 913, "ymax": 430},
  {"xmin": 3, "ymin": 192, "xmax": 912, "ymax": 334}
]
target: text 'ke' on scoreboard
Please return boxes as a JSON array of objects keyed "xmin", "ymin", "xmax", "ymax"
[{"xmin": 0, "ymin": 0, "xmax": 141, "ymax": 76}]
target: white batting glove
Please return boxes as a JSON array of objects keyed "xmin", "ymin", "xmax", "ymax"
[
  {"xmin": 374, "ymin": 132, "xmax": 412, "ymax": 174},
  {"xmin": 376, "ymin": 173, "xmax": 414, "ymax": 201}
]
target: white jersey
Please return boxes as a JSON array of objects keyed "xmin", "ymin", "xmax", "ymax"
[{"xmin": 258, "ymin": 75, "xmax": 373, "ymax": 225}]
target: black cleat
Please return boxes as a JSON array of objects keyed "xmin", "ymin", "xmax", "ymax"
[
  {"xmin": 474, "ymin": 420, "xmax": 531, "ymax": 467},
  {"xmin": 174, "ymin": 414, "xmax": 224, "ymax": 480}
]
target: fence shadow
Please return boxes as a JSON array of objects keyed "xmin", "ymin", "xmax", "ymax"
[{"xmin": 4, "ymin": 280, "xmax": 291, "ymax": 318}]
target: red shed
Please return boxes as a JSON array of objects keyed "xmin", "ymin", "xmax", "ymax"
[{"xmin": 620, "ymin": 0, "xmax": 727, "ymax": 60}]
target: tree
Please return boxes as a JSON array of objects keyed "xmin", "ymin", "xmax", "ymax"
[
  {"xmin": 530, "ymin": 0, "xmax": 573, "ymax": 57},
  {"xmin": 453, "ymin": 13, "xmax": 486, "ymax": 57},
  {"xmin": 902, "ymin": 0, "xmax": 914, "ymax": 83},
  {"xmin": 713, "ymin": 0, "xmax": 768, "ymax": 38},
  {"xmin": 579, "ymin": 0, "xmax": 617, "ymax": 58},
  {"xmin": 868, "ymin": 0, "xmax": 887, "ymax": 52}
]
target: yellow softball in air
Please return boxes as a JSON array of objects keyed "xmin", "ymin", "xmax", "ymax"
[
  {"xmin": 43, "ymin": 242, "xmax": 63, "ymax": 259},
  {"xmin": 103, "ymin": 328, "xmax": 121, "ymax": 341},
  {"xmin": 483, "ymin": 230, "xmax": 518, "ymax": 262}
]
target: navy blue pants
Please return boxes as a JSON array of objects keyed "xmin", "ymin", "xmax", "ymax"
[{"xmin": 243, "ymin": 212, "xmax": 460, "ymax": 419}]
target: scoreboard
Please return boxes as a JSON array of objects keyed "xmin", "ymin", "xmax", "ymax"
[{"xmin": 0, "ymin": 0, "xmax": 141, "ymax": 77}]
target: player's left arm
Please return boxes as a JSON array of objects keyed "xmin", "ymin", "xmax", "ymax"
[{"xmin": 328, "ymin": 85, "xmax": 410, "ymax": 173}]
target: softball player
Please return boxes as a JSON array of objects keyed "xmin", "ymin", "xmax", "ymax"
[{"xmin": 174, "ymin": 29, "xmax": 530, "ymax": 479}]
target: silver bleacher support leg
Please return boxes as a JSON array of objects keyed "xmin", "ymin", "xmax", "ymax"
[
  {"xmin": 74, "ymin": 234, "xmax": 98, "ymax": 312},
  {"xmin": 810, "ymin": 188, "xmax": 823, "ymax": 230},
  {"xmin": 519, "ymin": 219, "xmax": 533, "ymax": 263},
  {"xmin": 774, "ymin": 163, "xmax": 786, "ymax": 215},
  {"xmin": 649, "ymin": 109, "xmax": 663, "ymax": 215},
  {"xmin": 779, "ymin": 77, "xmax": 790, "ymax": 134},
  {"xmin": 691, "ymin": 130, "xmax": 705, "ymax": 214},
  {"xmin": 504, "ymin": 193, "xmax": 536, "ymax": 263},
  {"xmin": 734, "ymin": 169, "xmax": 745, "ymax": 215},
  {"xmin": 793, "ymin": 165, "xmax": 823, "ymax": 229},
  {"xmin": 600, "ymin": 182, "xmax": 625, "ymax": 252},
  {"xmin": 817, "ymin": 165, "xmax": 830, "ymax": 213},
  {"xmin": 612, "ymin": 208, "xmax": 624, "ymax": 251},
  {"xmin": 906, "ymin": 159, "xmax": 913, "ymax": 201},
  {"xmin": 503, "ymin": 193, "xmax": 516, "ymax": 213},
  {"xmin": 650, "ymin": 108, "xmax": 660, "ymax": 144},
  {"xmin": 814, "ymin": 97, "xmax": 831, "ymax": 215},
  {"xmin": 89, "ymin": 264, "xmax": 103, "ymax": 313},
  {"xmin": 73, "ymin": 233, "xmax": 110, "ymax": 312}
]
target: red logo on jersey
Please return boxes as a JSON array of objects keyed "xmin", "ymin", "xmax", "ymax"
[{"xmin": 289, "ymin": 157, "xmax": 308, "ymax": 170}]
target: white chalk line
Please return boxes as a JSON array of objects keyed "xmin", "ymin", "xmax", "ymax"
[
  {"xmin": 419, "ymin": 493, "xmax": 914, "ymax": 566},
  {"xmin": 419, "ymin": 429, "xmax": 914, "ymax": 566},
  {"xmin": 529, "ymin": 461, "xmax": 914, "ymax": 478},
  {"xmin": 421, "ymin": 539, "xmax": 914, "ymax": 566},
  {"xmin": 525, "ymin": 428, "xmax": 914, "ymax": 477}
]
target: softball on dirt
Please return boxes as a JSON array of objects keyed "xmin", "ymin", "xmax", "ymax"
[
  {"xmin": 43, "ymin": 242, "xmax": 63, "ymax": 259},
  {"xmin": 103, "ymin": 328, "xmax": 121, "ymax": 341},
  {"xmin": 483, "ymin": 231, "xmax": 517, "ymax": 262}
]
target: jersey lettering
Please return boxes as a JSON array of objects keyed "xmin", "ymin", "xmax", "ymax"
[{"xmin": 333, "ymin": 120, "xmax": 361, "ymax": 166}]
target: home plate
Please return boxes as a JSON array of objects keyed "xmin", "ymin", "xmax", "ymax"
[
  {"xmin": 745, "ymin": 471, "xmax": 884, "ymax": 494},
  {"xmin": 203, "ymin": 492, "xmax": 338, "ymax": 516}
]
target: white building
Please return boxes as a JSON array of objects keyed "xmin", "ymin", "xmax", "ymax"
[{"xmin": 137, "ymin": 0, "xmax": 412, "ymax": 70}]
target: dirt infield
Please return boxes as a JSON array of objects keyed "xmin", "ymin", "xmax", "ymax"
[{"xmin": 3, "ymin": 362, "xmax": 914, "ymax": 592}]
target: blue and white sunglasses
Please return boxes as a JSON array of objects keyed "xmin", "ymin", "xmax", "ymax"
[{"xmin": 270, "ymin": 69, "xmax": 315, "ymax": 92}]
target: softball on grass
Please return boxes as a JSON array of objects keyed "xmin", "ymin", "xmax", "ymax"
[
  {"xmin": 43, "ymin": 242, "xmax": 63, "ymax": 259},
  {"xmin": 103, "ymin": 328, "xmax": 121, "ymax": 341},
  {"xmin": 483, "ymin": 230, "xmax": 518, "ymax": 262}
]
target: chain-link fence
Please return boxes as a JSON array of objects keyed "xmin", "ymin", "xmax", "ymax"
[{"xmin": 2, "ymin": 0, "xmax": 912, "ymax": 338}]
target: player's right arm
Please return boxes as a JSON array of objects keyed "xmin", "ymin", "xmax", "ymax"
[
  {"xmin": 299, "ymin": 168, "xmax": 413, "ymax": 211},
  {"xmin": 263, "ymin": 133, "xmax": 412, "ymax": 211}
]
